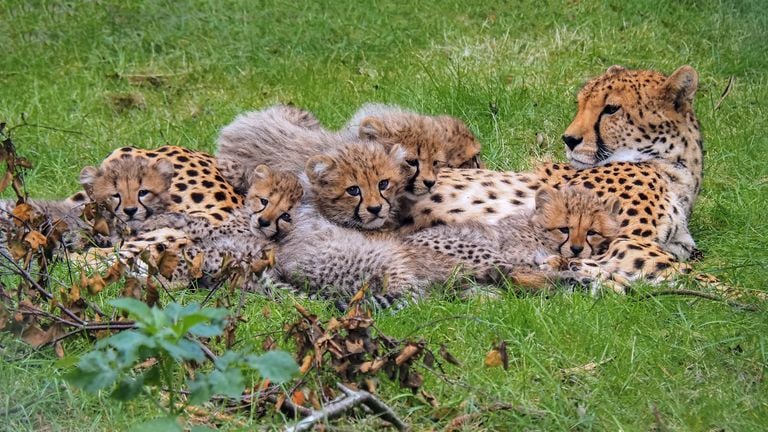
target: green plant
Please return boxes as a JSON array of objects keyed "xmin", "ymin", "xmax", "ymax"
[{"xmin": 65, "ymin": 298, "xmax": 298, "ymax": 430}]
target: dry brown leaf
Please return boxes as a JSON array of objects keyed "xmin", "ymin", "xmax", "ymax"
[
  {"xmin": 92, "ymin": 216, "xmax": 110, "ymax": 236},
  {"xmin": 439, "ymin": 344, "xmax": 461, "ymax": 366},
  {"xmin": 11, "ymin": 203, "xmax": 34, "ymax": 226},
  {"xmin": 54, "ymin": 341, "xmax": 65, "ymax": 358},
  {"xmin": 395, "ymin": 342, "xmax": 423, "ymax": 365},
  {"xmin": 299, "ymin": 354, "xmax": 313, "ymax": 374},
  {"xmin": 186, "ymin": 250, "xmax": 204, "ymax": 279},
  {"xmin": 291, "ymin": 390, "xmax": 306, "ymax": 407},
  {"xmin": 262, "ymin": 335, "xmax": 277, "ymax": 351},
  {"xmin": 23, "ymin": 231, "xmax": 46, "ymax": 249},
  {"xmin": 0, "ymin": 171, "xmax": 13, "ymax": 193},
  {"xmin": 86, "ymin": 274, "xmax": 106, "ymax": 295},
  {"xmin": 261, "ymin": 306, "xmax": 271, "ymax": 319},
  {"xmin": 484, "ymin": 349, "xmax": 503, "ymax": 368},
  {"xmin": 8, "ymin": 240, "xmax": 28, "ymax": 261},
  {"xmin": 145, "ymin": 277, "xmax": 159, "ymax": 307},
  {"xmin": 103, "ymin": 261, "xmax": 126, "ymax": 284},
  {"xmin": 122, "ymin": 277, "xmax": 142, "ymax": 300}
]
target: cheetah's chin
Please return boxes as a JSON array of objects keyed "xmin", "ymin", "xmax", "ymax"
[
  {"xmin": 567, "ymin": 154, "xmax": 596, "ymax": 170},
  {"xmin": 362, "ymin": 217, "xmax": 386, "ymax": 230}
]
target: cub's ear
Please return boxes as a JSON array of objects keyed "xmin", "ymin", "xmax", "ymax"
[
  {"xmin": 248, "ymin": 164, "xmax": 273, "ymax": 185},
  {"xmin": 305, "ymin": 155, "xmax": 336, "ymax": 185},
  {"xmin": 79, "ymin": 166, "xmax": 100, "ymax": 198},
  {"xmin": 606, "ymin": 65, "xmax": 626, "ymax": 74},
  {"xmin": 359, "ymin": 117, "xmax": 387, "ymax": 141},
  {"xmin": 388, "ymin": 143, "xmax": 407, "ymax": 166},
  {"xmin": 151, "ymin": 159, "xmax": 175, "ymax": 186},
  {"xmin": 534, "ymin": 186, "xmax": 555, "ymax": 210},
  {"xmin": 664, "ymin": 65, "xmax": 698, "ymax": 111},
  {"xmin": 606, "ymin": 197, "xmax": 622, "ymax": 216}
]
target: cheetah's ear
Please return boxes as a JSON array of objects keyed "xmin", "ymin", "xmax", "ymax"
[
  {"xmin": 305, "ymin": 155, "xmax": 336, "ymax": 185},
  {"xmin": 248, "ymin": 164, "xmax": 273, "ymax": 184},
  {"xmin": 388, "ymin": 144, "xmax": 407, "ymax": 166},
  {"xmin": 607, "ymin": 197, "xmax": 622, "ymax": 217},
  {"xmin": 151, "ymin": 159, "xmax": 175, "ymax": 186},
  {"xmin": 606, "ymin": 65, "xmax": 626, "ymax": 74},
  {"xmin": 79, "ymin": 166, "xmax": 100, "ymax": 198},
  {"xmin": 534, "ymin": 186, "xmax": 555, "ymax": 210},
  {"xmin": 359, "ymin": 117, "xmax": 387, "ymax": 141},
  {"xmin": 664, "ymin": 65, "xmax": 698, "ymax": 112}
]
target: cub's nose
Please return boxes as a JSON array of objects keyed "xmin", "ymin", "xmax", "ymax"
[
  {"xmin": 258, "ymin": 217, "xmax": 270, "ymax": 227},
  {"xmin": 123, "ymin": 207, "xmax": 138, "ymax": 218},
  {"xmin": 367, "ymin": 205, "xmax": 382, "ymax": 215},
  {"xmin": 570, "ymin": 245, "xmax": 584, "ymax": 256},
  {"xmin": 562, "ymin": 135, "xmax": 583, "ymax": 151},
  {"xmin": 423, "ymin": 179, "xmax": 436, "ymax": 189}
]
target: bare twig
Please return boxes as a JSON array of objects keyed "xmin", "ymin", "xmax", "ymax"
[
  {"xmin": 714, "ymin": 76, "xmax": 735, "ymax": 111},
  {"xmin": 284, "ymin": 383, "xmax": 408, "ymax": 432}
]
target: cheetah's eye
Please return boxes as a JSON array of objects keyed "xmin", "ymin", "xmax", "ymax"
[
  {"xmin": 587, "ymin": 230, "xmax": 599, "ymax": 236},
  {"xmin": 603, "ymin": 105, "xmax": 621, "ymax": 115},
  {"xmin": 406, "ymin": 159, "xmax": 418, "ymax": 167},
  {"xmin": 558, "ymin": 227, "xmax": 570, "ymax": 234},
  {"xmin": 346, "ymin": 186, "xmax": 361, "ymax": 196},
  {"xmin": 378, "ymin": 180, "xmax": 389, "ymax": 190},
  {"xmin": 138, "ymin": 189, "xmax": 150, "ymax": 197},
  {"xmin": 112, "ymin": 193, "xmax": 120, "ymax": 199},
  {"xmin": 280, "ymin": 213, "xmax": 291, "ymax": 222},
  {"xmin": 260, "ymin": 198, "xmax": 268, "ymax": 206}
]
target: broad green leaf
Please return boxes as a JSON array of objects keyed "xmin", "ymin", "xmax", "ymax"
[
  {"xmin": 111, "ymin": 375, "xmax": 145, "ymax": 401},
  {"xmin": 109, "ymin": 298, "xmax": 151, "ymax": 322},
  {"xmin": 158, "ymin": 338, "xmax": 205, "ymax": 362},
  {"xmin": 247, "ymin": 351, "xmax": 299, "ymax": 384},
  {"xmin": 188, "ymin": 376, "xmax": 214, "ymax": 406},
  {"xmin": 188, "ymin": 323, "xmax": 224, "ymax": 338},
  {"xmin": 66, "ymin": 351, "xmax": 118, "ymax": 392},
  {"xmin": 211, "ymin": 368, "xmax": 245, "ymax": 398}
]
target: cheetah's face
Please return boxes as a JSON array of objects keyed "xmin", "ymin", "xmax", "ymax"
[
  {"xmin": 562, "ymin": 65, "xmax": 699, "ymax": 169},
  {"xmin": 80, "ymin": 156, "xmax": 174, "ymax": 222},
  {"xmin": 532, "ymin": 187, "xmax": 621, "ymax": 259},
  {"xmin": 359, "ymin": 116, "xmax": 447, "ymax": 197},
  {"xmin": 306, "ymin": 142, "xmax": 405, "ymax": 230},
  {"xmin": 245, "ymin": 165, "xmax": 304, "ymax": 239}
]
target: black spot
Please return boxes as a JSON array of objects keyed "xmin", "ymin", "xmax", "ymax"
[
  {"xmin": 481, "ymin": 181, "xmax": 493, "ymax": 187},
  {"xmin": 214, "ymin": 191, "xmax": 227, "ymax": 201},
  {"xmin": 212, "ymin": 213, "xmax": 224, "ymax": 221},
  {"xmin": 431, "ymin": 194, "xmax": 443, "ymax": 203},
  {"xmin": 632, "ymin": 228, "xmax": 643, "ymax": 236},
  {"xmin": 177, "ymin": 156, "xmax": 190, "ymax": 162},
  {"xmin": 485, "ymin": 207, "xmax": 495, "ymax": 213},
  {"xmin": 175, "ymin": 183, "xmax": 188, "ymax": 191},
  {"xmin": 421, "ymin": 208, "xmax": 432, "ymax": 215},
  {"xmin": 431, "ymin": 220, "xmax": 445, "ymax": 227},
  {"xmin": 472, "ymin": 199, "xmax": 485, "ymax": 205},
  {"xmin": 454, "ymin": 184, "xmax": 466, "ymax": 190},
  {"xmin": 641, "ymin": 230, "xmax": 653, "ymax": 237},
  {"xmin": 448, "ymin": 208, "xmax": 464, "ymax": 214},
  {"xmin": 633, "ymin": 258, "xmax": 645, "ymax": 269},
  {"xmin": 515, "ymin": 190, "xmax": 526, "ymax": 198},
  {"xmin": 202, "ymin": 180, "xmax": 215, "ymax": 188},
  {"xmin": 511, "ymin": 199, "xmax": 522, "ymax": 205},
  {"xmin": 488, "ymin": 192, "xmax": 497, "ymax": 200},
  {"xmin": 656, "ymin": 262, "xmax": 671, "ymax": 271},
  {"xmin": 627, "ymin": 208, "xmax": 638, "ymax": 216},
  {"xmin": 171, "ymin": 194, "xmax": 182, "ymax": 204},
  {"xmin": 583, "ymin": 181, "xmax": 595, "ymax": 189},
  {"xmin": 191, "ymin": 193, "xmax": 204, "ymax": 203},
  {"xmin": 187, "ymin": 169, "xmax": 199, "ymax": 177}
]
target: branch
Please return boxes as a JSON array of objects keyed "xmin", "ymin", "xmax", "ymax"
[{"xmin": 284, "ymin": 383, "xmax": 408, "ymax": 432}]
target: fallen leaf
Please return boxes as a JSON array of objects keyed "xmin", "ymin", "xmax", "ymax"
[
  {"xmin": 11, "ymin": 203, "xmax": 34, "ymax": 226},
  {"xmin": 23, "ymin": 231, "xmax": 46, "ymax": 249},
  {"xmin": 439, "ymin": 344, "xmax": 462, "ymax": 366},
  {"xmin": 157, "ymin": 250, "xmax": 179, "ymax": 279},
  {"xmin": 86, "ymin": 274, "xmax": 106, "ymax": 295}
]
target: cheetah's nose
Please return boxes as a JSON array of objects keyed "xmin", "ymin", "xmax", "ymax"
[
  {"xmin": 258, "ymin": 217, "xmax": 270, "ymax": 227},
  {"xmin": 367, "ymin": 205, "xmax": 382, "ymax": 215},
  {"xmin": 423, "ymin": 179, "xmax": 436, "ymax": 189},
  {"xmin": 123, "ymin": 207, "xmax": 138, "ymax": 218},
  {"xmin": 562, "ymin": 135, "xmax": 583, "ymax": 151},
  {"xmin": 570, "ymin": 245, "xmax": 584, "ymax": 256}
]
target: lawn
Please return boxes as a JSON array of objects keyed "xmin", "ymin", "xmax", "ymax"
[{"xmin": 1, "ymin": 0, "xmax": 767, "ymax": 430}]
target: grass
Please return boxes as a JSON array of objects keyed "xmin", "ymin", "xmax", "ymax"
[{"xmin": 1, "ymin": 0, "xmax": 767, "ymax": 430}]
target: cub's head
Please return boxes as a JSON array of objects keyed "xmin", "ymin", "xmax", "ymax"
[
  {"xmin": 434, "ymin": 115, "xmax": 484, "ymax": 169},
  {"xmin": 562, "ymin": 65, "xmax": 700, "ymax": 169},
  {"xmin": 358, "ymin": 113, "xmax": 482, "ymax": 197},
  {"xmin": 305, "ymin": 141, "xmax": 405, "ymax": 230},
  {"xmin": 80, "ymin": 156, "xmax": 174, "ymax": 222},
  {"xmin": 245, "ymin": 165, "xmax": 304, "ymax": 239},
  {"xmin": 532, "ymin": 187, "xmax": 620, "ymax": 259}
]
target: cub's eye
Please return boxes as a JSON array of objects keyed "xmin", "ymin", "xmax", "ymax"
[
  {"xmin": 587, "ymin": 230, "xmax": 599, "ymax": 236},
  {"xmin": 280, "ymin": 213, "xmax": 291, "ymax": 222},
  {"xmin": 603, "ymin": 105, "xmax": 621, "ymax": 115},
  {"xmin": 346, "ymin": 186, "xmax": 361, "ymax": 196},
  {"xmin": 112, "ymin": 193, "xmax": 120, "ymax": 199},
  {"xmin": 406, "ymin": 159, "xmax": 418, "ymax": 167},
  {"xmin": 138, "ymin": 189, "xmax": 150, "ymax": 197},
  {"xmin": 558, "ymin": 227, "xmax": 570, "ymax": 234},
  {"xmin": 378, "ymin": 179, "xmax": 389, "ymax": 190},
  {"xmin": 260, "ymin": 198, "xmax": 268, "ymax": 206}
]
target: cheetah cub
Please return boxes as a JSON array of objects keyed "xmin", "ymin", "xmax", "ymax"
[
  {"xmin": 118, "ymin": 165, "xmax": 304, "ymax": 289},
  {"xmin": 404, "ymin": 187, "xmax": 621, "ymax": 283}
]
